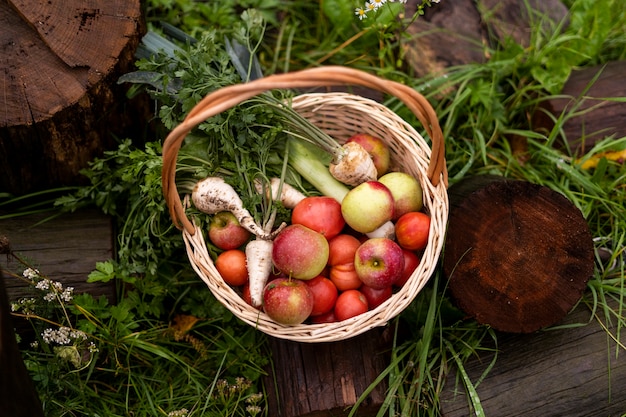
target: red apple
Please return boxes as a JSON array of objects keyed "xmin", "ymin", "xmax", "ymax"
[
  {"xmin": 310, "ymin": 309, "xmax": 337, "ymax": 324},
  {"xmin": 360, "ymin": 284, "xmax": 393, "ymax": 309},
  {"xmin": 378, "ymin": 172, "xmax": 423, "ymax": 220},
  {"xmin": 208, "ymin": 211, "xmax": 252, "ymax": 250},
  {"xmin": 354, "ymin": 238, "xmax": 405, "ymax": 289},
  {"xmin": 272, "ymin": 224, "xmax": 330, "ymax": 280},
  {"xmin": 305, "ymin": 275, "xmax": 338, "ymax": 316},
  {"xmin": 291, "ymin": 196, "xmax": 345, "ymax": 240},
  {"xmin": 395, "ymin": 212, "xmax": 430, "ymax": 251},
  {"xmin": 263, "ymin": 278, "xmax": 314, "ymax": 325},
  {"xmin": 347, "ymin": 133, "xmax": 391, "ymax": 177},
  {"xmin": 341, "ymin": 181, "xmax": 395, "ymax": 233},
  {"xmin": 395, "ymin": 249, "xmax": 421, "ymax": 288}
]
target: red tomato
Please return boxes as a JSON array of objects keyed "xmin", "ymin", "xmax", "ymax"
[
  {"xmin": 360, "ymin": 284, "xmax": 393, "ymax": 309},
  {"xmin": 215, "ymin": 249, "xmax": 248, "ymax": 286},
  {"xmin": 395, "ymin": 249, "xmax": 421, "ymax": 288},
  {"xmin": 395, "ymin": 212, "xmax": 431, "ymax": 251},
  {"xmin": 334, "ymin": 290, "xmax": 369, "ymax": 321},
  {"xmin": 305, "ymin": 276, "xmax": 339, "ymax": 316},
  {"xmin": 291, "ymin": 196, "xmax": 346, "ymax": 240},
  {"xmin": 329, "ymin": 263, "xmax": 362, "ymax": 291},
  {"xmin": 241, "ymin": 283, "xmax": 262, "ymax": 310},
  {"xmin": 328, "ymin": 234, "xmax": 361, "ymax": 266}
]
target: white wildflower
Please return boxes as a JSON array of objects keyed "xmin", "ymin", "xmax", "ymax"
[
  {"xmin": 61, "ymin": 286, "xmax": 74, "ymax": 302},
  {"xmin": 369, "ymin": 0, "xmax": 386, "ymax": 10},
  {"xmin": 23, "ymin": 268, "xmax": 40, "ymax": 280},
  {"xmin": 43, "ymin": 292, "xmax": 56, "ymax": 302},
  {"xmin": 87, "ymin": 341, "xmax": 99, "ymax": 353},
  {"xmin": 41, "ymin": 327, "xmax": 87, "ymax": 345},
  {"xmin": 167, "ymin": 409, "xmax": 189, "ymax": 417},
  {"xmin": 35, "ymin": 279, "xmax": 50, "ymax": 291},
  {"xmin": 42, "ymin": 327, "xmax": 71, "ymax": 345},
  {"xmin": 355, "ymin": 7, "xmax": 368, "ymax": 20}
]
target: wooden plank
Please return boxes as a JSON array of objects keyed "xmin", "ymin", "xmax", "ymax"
[
  {"xmin": 0, "ymin": 209, "xmax": 115, "ymax": 302},
  {"xmin": 440, "ymin": 301, "xmax": 626, "ymax": 416},
  {"xmin": 536, "ymin": 60, "xmax": 626, "ymax": 154},
  {"xmin": 264, "ymin": 328, "xmax": 390, "ymax": 417}
]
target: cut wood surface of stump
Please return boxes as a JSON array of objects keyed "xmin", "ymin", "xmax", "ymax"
[
  {"xmin": 443, "ymin": 175, "xmax": 595, "ymax": 333},
  {"xmin": 0, "ymin": 0, "xmax": 145, "ymax": 195}
]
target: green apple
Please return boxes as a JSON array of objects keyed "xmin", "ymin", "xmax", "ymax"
[
  {"xmin": 378, "ymin": 172, "xmax": 423, "ymax": 220},
  {"xmin": 340, "ymin": 181, "xmax": 395, "ymax": 233}
]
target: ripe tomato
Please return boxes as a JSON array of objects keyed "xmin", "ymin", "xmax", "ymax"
[
  {"xmin": 305, "ymin": 276, "xmax": 338, "ymax": 316},
  {"xmin": 329, "ymin": 263, "xmax": 362, "ymax": 291},
  {"xmin": 334, "ymin": 290, "xmax": 369, "ymax": 321},
  {"xmin": 241, "ymin": 283, "xmax": 262, "ymax": 310},
  {"xmin": 395, "ymin": 212, "xmax": 431, "ymax": 251},
  {"xmin": 215, "ymin": 249, "xmax": 248, "ymax": 286},
  {"xmin": 291, "ymin": 196, "xmax": 346, "ymax": 240},
  {"xmin": 328, "ymin": 234, "xmax": 361, "ymax": 266},
  {"xmin": 360, "ymin": 284, "xmax": 393, "ymax": 309}
]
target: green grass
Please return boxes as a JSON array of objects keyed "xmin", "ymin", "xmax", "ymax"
[{"xmin": 3, "ymin": 0, "xmax": 626, "ymax": 416}]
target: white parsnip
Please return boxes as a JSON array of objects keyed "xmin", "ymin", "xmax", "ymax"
[
  {"xmin": 329, "ymin": 141, "xmax": 378, "ymax": 187},
  {"xmin": 245, "ymin": 238, "xmax": 274, "ymax": 307},
  {"xmin": 192, "ymin": 177, "xmax": 271, "ymax": 240},
  {"xmin": 254, "ymin": 177, "xmax": 306, "ymax": 209}
]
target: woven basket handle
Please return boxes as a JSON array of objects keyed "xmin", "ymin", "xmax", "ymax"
[{"xmin": 162, "ymin": 66, "xmax": 447, "ymax": 234}]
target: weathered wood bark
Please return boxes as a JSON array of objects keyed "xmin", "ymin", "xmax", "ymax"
[
  {"xmin": 534, "ymin": 60, "xmax": 626, "ymax": 155},
  {"xmin": 440, "ymin": 300, "xmax": 626, "ymax": 417},
  {"xmin": 0, "ymin": 0, "xmax": 146, "ymax": 195},
  {"xmin": 403, "ymin": 0, "xmax": 568, "ymax": 78},
  {"xmin": 443, "ymin": 175, "xmax": 594, "ymax": 333},
  {"xmin": 0, "ymin": 209, "xmax": 115, "ymax": 302},
  {"xmin": 0, "ymin": 269, "xmax": 45, "ymax": 417},
  {"xmin": 264, "ymin": 328, "xmax": 390, "ymax": 417}
]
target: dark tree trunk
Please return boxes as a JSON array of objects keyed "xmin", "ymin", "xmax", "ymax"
[{"xmin": 0, "ymin": 269, "xmax": 45, "ymax": 417}]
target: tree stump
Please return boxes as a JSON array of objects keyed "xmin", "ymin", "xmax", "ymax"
[
  {"xmin": 0, "ymin": 0, "xmax": 146, "ymax": 195},
  {"xmin": 263, "ymin": 328, "xmax": 390, "ymax": 417},
  {"xmin": 442, "ymin": 175, "xmax": 594, "ymax": 333}
]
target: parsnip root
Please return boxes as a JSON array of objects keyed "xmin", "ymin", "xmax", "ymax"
[{"xmin": 245, "ymin": 238, "xmax": 274, "ymax": 307}]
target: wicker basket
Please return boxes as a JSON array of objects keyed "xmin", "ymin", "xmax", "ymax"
[{"xmin": 162, "ymin": 66, "xmax": 448, "ymax": 343}]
